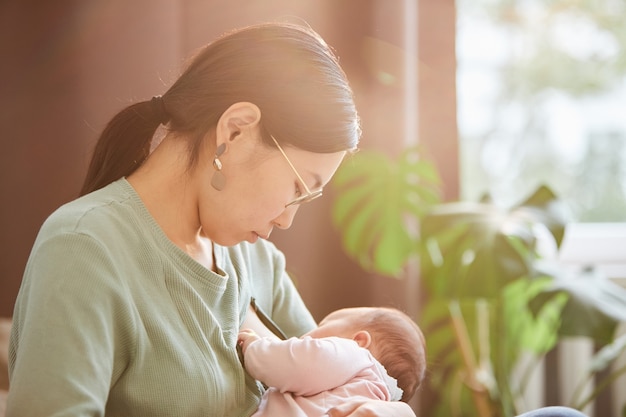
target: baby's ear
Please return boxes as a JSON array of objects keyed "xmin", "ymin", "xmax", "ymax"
[{"xmin": 352, "ymin": 330, "xmax": 372, "ymax": 349}]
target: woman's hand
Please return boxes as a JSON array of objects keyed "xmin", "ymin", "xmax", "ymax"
[{"xmin": 327, "ymin": 400, "xmax": 416, "ymax": 417}]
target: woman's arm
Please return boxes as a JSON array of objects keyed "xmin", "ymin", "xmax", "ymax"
[{"xmin": 8, "ymin": 233, "xmax": 129, "ymax": 416}]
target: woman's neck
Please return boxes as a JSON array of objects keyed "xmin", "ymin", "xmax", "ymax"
[{"xmin": 127, "ymin": 136, "xmax": 216, "ymax": 272}]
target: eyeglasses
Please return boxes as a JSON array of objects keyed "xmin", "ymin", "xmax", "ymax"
[{"xmin": 270, "ymin": 135, "xmax": 323, "ymax": 207}]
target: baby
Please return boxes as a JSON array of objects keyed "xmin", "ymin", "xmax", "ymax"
[{"xmin": 238, "ymin": 306, "xmax": 426, "ymax": 416}]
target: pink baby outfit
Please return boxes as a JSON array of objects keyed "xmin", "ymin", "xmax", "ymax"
[{"xmin": 243, "ymin": 336, "xmax": 403, "ymax": 417}]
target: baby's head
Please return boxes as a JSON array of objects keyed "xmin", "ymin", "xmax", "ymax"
[{"xmin": 305, "ymin": 307, "xmax": 426, "ymax": 402}]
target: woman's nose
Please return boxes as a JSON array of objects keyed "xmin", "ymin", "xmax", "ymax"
[{"xmin": 273, "ymin": 205, "xmax": 299, "ymax": 230}]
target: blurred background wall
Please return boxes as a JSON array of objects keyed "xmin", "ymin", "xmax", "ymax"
[{"xmin": 0, "ymin": 0, "xmax": 457, "ymax": 324}]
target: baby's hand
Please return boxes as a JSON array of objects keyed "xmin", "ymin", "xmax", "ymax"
[{"xmin": 238, "ymin": 329, "xmax": 261, "ymax": 354}]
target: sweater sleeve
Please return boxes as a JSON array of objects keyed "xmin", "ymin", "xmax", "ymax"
[
  {"xmin": 243, "ymin": 336, "xmax": 373, "ymax": 396},
  {"xmin": 8, "ymin": 231, "xmax": 135, "ymax": 417}
]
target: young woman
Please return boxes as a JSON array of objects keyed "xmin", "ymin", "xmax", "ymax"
[
  {"xmin": 7, "ymin": 22, "xmax": 402, "ymax": 417},
  {"xmin": 7, "ymin": 22, "xmax": 589, "ymax": 417}
]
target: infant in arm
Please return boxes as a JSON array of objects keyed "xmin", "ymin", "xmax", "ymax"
[{"xmin": 238, "ymin": 306, "xmax": 426, "ymax": 417}]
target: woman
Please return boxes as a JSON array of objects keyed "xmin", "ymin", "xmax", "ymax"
[
  {"xmin": 7, "ymin": 22, "xmax": 401, "ymax": 417},
  {"xmin": 7, "ymin": 22, "xmax": 588, "ymax": 417}
]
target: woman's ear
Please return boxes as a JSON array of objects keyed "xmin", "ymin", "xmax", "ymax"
[
  {"xmin": 216, "ymin": 102, "xmax": 262, "ymax": 146},
  {"xmin": 352, "ymin": 330, "xmax": 372, "ymax": 349}
]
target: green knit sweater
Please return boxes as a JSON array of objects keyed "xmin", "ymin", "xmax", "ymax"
[{"xmin": 8, "ymin": 178, "xmax": 316, "ymax": 417}]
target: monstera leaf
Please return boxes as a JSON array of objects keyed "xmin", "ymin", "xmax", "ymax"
[
  {"xmin": 420, "ymin": 185, "xmax": 569, "ymax": 299},
  {"xmin": 530, "ymin": 262, "xmax": 626, "ymax": 344},
  {"xmin": 331, "ymin": 147, "xmax": 441, "ymax": 276}
]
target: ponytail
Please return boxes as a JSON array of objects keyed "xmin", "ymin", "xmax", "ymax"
[{"xmin": 80, "ymin": 98, "xmax": 167, "ymax": 196}]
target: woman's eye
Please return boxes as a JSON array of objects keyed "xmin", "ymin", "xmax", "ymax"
[{"xmin": 295, "ymin": 184, "xmax": 303, "ymax": 196}]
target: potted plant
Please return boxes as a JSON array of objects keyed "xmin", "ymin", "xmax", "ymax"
[{"xmin": 331, "ymin": 147, "xmax": 626, "ymax": 417}]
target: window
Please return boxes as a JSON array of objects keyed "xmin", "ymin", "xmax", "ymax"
[
  {"xmin": 456, "ymin": 8, "xmax": 626, "ymax": 413},
  {"xmin": 456, "ymin": 0, "xmax": 626, "ymax": 222}
]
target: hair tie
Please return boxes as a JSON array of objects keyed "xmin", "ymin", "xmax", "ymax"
[{"xmin": 150, "ymin": 95, "xmax": 170, "ymax": 125}]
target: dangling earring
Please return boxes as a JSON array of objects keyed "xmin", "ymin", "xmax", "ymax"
[{"xmin": 211, "ymin": 143, "xmax": 227, "ymax": 191}]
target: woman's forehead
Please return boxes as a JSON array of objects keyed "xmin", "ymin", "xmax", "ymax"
[{"xmin": 282, "ymin": 147, "xmax": 346, "ymax": 187}]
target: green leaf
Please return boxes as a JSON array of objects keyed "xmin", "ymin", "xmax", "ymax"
[
  {"xmin": 331, "ymin": 147, "xmax": 442, "ymax": 276},
  {"xmin": 420, "ymin": 185, "xmax": 568, "ymax": 299},
  {"xmin": 530, "ymin": 262, "xmax": 626, "ymax": 344},
  {"xmin": 589, "ymin": 333, "xmax": 626, "ymax": 373},
  {"xmin": 514, "ymin": 184, "xmax": 571, "ymax": 248},
  {"xmin": 373, "ymin": 218, "xmax": 414, "ymax": 276},
  {"xmin": 342, "ymin": 199, "xmax": 380, "ymax": 260},
  {"xmin": 502, "ymin": 278, "xmax": 565, "ymax": 354}
]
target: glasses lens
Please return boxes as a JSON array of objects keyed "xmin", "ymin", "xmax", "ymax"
[{"xmin": 286, "ymin": 190, "xmax": 323, "ymax": 207}]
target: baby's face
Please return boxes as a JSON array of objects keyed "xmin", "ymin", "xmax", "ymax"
[{"xmin": 304, "ymin": 307, "xmax": 371, "ymax": 339}]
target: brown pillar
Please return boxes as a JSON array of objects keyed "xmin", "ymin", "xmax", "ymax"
[{"xmin": 419, "ymin": 0, "xmax": 459, "ymax": 202}]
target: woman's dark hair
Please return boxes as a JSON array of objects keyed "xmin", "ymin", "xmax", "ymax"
[{"xmin": 80, "ymin": 22, "xmax": 360, "ymax": 195}]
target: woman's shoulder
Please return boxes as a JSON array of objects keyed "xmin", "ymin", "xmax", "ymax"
[{"xmin": 39, "ymin": 179, "xmax": 140, "ymax": 239}]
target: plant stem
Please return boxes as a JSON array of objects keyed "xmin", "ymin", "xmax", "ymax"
[
  {"xmin": 449, "ymin": 300, "xmax": 494, "ymax": 417},
  {"xmin": 573, "ymin": 364, "xmax": 626, "ymax": 410}
]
